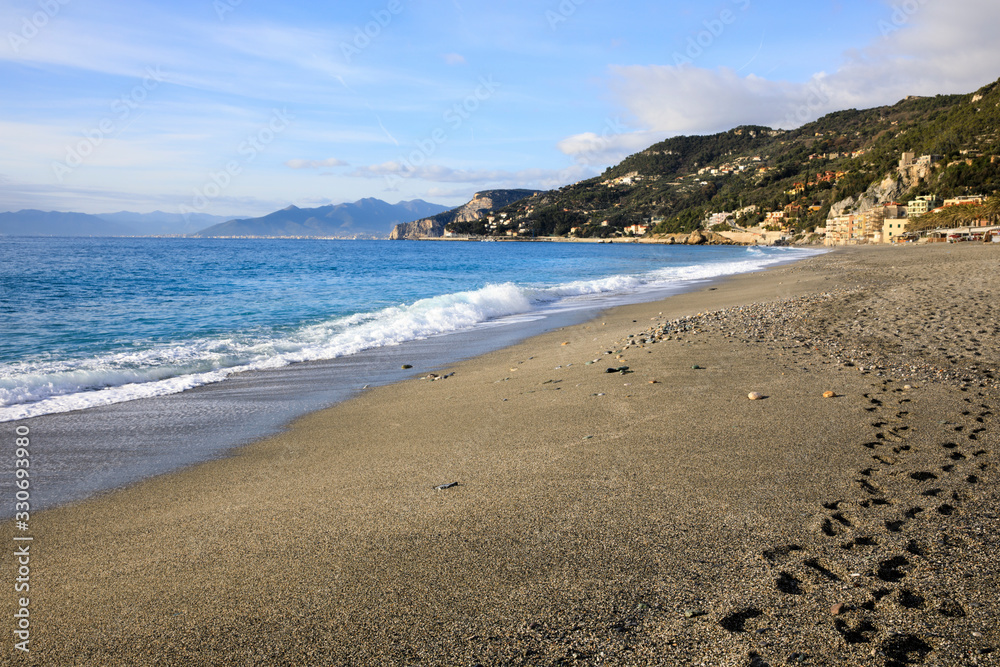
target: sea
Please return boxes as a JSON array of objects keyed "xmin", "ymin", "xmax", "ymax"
[{"xmin": 0, "ymin": 237, "xmax": 822, "ymax": 514}]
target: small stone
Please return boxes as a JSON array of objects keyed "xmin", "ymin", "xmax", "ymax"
[
  {"xmin": 561, "ymin": 342, "xmax": 570, "ymax": 346},
  {"xmin": 648, "ymin": 380, "xmax": 659, "ymax": 384},
  {"xmin": 748, "ymin": 392, "xmax": 764, "ymax": 400},
  {"xmin": 904, "ymin": 384, "xmax": 912, "ymax": 390},
  {"xmin": 692, "ymin": 364, "xmax": 701, "ymax": 369},
  {"xmin": 830, "ymin": 603, "xmax": 847, "ymax": 616},
  {"xmin": 683, "ymin": 609, "xmax": 707, "ymax": 619},
  {"xmin": 401, "ymin": 364, "xmax": 413, "ymax": 369},
  {"xmin": 823, "ymin": 391, "xmax": 837, "ymax": 398}
]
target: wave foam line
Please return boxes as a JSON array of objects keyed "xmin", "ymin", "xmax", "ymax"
[{"xmin": 0, "ymin": 247, "xmax": 822, "ymax": 421}]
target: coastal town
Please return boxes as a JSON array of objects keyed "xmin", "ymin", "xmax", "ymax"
[{"xmin": 425, "ymin": 148, "xmax": 1000, "ymax": 246}]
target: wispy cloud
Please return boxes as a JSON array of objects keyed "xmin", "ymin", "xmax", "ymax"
[
  {"xmin": 285, "ymin": 158, "xmax": 348, "ymax": 169},
  {"xmin": 350, "ymin": 161, "xmax": 594, "ymax": 189}
]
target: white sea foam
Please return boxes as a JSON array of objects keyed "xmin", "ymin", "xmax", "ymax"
[{"xmin": 0, "ymin": 247, "xmax": 822, "ymax": 421}]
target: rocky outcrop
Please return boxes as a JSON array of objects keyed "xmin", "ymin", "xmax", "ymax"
[
  {"xmin": 828, "ymin": 175, "xmax": 907, "ymax": 220},
  {"xmin": 390, "ymin": 189, "xmax": 540, "ymax": 239},
  {"xmin": 389, "ymin": 218, "xmax": 445, "ymax": 240},
  {"xmin": 651, "ymin": 230, "xmax": 738, "ymax": 245}
]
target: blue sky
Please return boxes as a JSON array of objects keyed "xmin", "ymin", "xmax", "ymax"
[{"xmin": 1, "ymin": 0, "xmax": 998, "ymax": 216}]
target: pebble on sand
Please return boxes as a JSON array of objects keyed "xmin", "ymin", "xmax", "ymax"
[
  {"xmin": 830, "ymin": 603, "xmax": 847, "ymax": 616},
  {"xmin": 748, "ymin": 392, "xmax": 764, "ymax": 400},
  {"xmin": 823, "ymin": 391, "xmax": 837, "ymax": 398},
  {"xmin": 402, "ymin": 364, "xmax": 413, "ymax": 369}
]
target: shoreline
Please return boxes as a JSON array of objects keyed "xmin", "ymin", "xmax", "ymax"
[
  {"xmin": 1, "ymin": 244, "xmax": 818, "ymax": 516},
  {"xmin": 4, "ymin": 244, "xmax": 997, "ymax": 665}
]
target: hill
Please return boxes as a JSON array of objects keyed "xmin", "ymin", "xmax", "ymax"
[
  {"xmin": 194, "ymin": 199, "xmax": 450, "ymax": 238},
  {"xmin": 0, "ymin": 210, "xmax": 135, "ymax": 237},
  {"xmin": 464, "ymin": 77, "xmax": 1000, "ymax": 239},
  {"xmin": 97, "ymin": 211, "xmax": 230, "ymax": 236},
  {"xmin": 389, "ymin": 190, "xmax": 541, "ymax": 239}
]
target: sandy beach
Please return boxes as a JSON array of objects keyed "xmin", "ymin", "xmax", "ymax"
[{"xmin": 4, "ymin": 244, "xmax": 997, "ymax": 666}]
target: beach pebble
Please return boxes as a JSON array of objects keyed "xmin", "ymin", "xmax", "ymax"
[
  {"xmin": 401, "ymin": 364, "xmax": 413, "ymax": 369},
  {"xmin": 434, "ymin": 482, "xmax": 459, "ymax": 491},
  {"xmin": 748, "ymin": 392, "xmax": 764, "ymax": 400},
  {"xmin": 692, "ymin": 364, "xmax": 702, "ymax": 369},
  {"xmin": 823, "ymin": 391, "xmax": 837, "ymax": 398},
  {"xmin": 830, "ymin": 603, "xmax": 847, "ymax": 616}
]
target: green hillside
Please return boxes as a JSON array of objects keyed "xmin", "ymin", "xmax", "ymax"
[{"xmin": 449, "ymin": 78, "xmax": 1000, "ymax": 239}]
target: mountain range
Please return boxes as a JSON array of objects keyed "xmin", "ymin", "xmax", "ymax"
[
  {"xmin": 192, "ymin": 199, "xmax": 450, "ymax": 238},
  {"xmin": 0, "ymin": 210, "xmax": 231, "ymax": 237},
  {"xmin": 0, "ymin": 200, "xmax": 450, "ymax": 238}
]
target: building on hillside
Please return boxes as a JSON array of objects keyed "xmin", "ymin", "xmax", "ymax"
[
  {"xmin": 624, "ymin": 224, "xmax": 648, "ymax": 236},
  {"xmin": 784, "ymin": 204, "xmax": 804, "ymax": 219},
  {"xmin": 943, "ymin": 195, "xmax": 985, "ymax": 207},
  {"xmin": 907, "ymin": 196, "xmax": 942, "ymax": 218},
  {"xmin": 706, "ymin": 212, "xmax": 732, "ymax": 228}
]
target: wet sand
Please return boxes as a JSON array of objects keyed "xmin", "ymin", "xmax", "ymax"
[{"xmin": 3, "ymin": 244, "xmax": 998, "ymax": 666}]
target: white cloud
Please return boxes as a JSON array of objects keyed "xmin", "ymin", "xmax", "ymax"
[
  {"xmin": 557, "ymin": 128, "xmax": 667, "ymax": 166},
  {"xmin": 595, "ymin": 0, "xmax": 1000, "ymax": 138},
  {"xmin": 285, "ymin": 157, "xmax": 348, "ymax": 169},
  {"xmin": 443, "ymin": 53, "xmax": 466, "ymax": 65}
]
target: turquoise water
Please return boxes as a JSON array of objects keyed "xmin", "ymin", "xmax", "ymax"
[{"xmin": 0, "ymin": 237, "xmax": 820, "ymax": 422}]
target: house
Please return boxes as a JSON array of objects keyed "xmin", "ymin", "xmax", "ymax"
[{"xmin": 882, "ymin": 218, "xmax": 909, "ymax": 243}]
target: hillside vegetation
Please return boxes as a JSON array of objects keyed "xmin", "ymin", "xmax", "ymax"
[{"xmin": 448, "ymin": 78, "xmax": 1000, "ymax": 239}]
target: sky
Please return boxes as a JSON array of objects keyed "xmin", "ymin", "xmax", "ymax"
[{"xmin": 1, "ymin": 0, "xmax": 999, "ymax": 217}]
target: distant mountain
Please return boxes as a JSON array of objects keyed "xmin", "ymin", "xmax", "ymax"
[
  {"xmin": 389, "ymin": 190, "xmax": 542, "ymax": 239},
  {"xmin": 0, "ymin": 210, "xmax": 135, "ymax": 237},
  {"xmin": 193, "ymin": 198, "xmax": 451, "ymax": 238},
  {"xmin": 97, "ymin": 211, "xmax": 230, "ymax": 236}
]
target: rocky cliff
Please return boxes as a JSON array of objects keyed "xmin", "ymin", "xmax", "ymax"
[
  {"xmin": 828, "ymin": 174, "xmax": 907, "ymax": 219},
  {"xmin": 390, "ymin": 189, "xmax": 540, "ymax": 239}
]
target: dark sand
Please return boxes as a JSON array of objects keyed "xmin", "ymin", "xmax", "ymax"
[{"xmin": 3, "ymin": 244, "xmax": 997, "ymax": 666}]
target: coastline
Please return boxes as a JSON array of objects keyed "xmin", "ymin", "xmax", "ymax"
[{"xmin": 4, "ymin": 244, "xmax": 997, "ymax": 665}]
